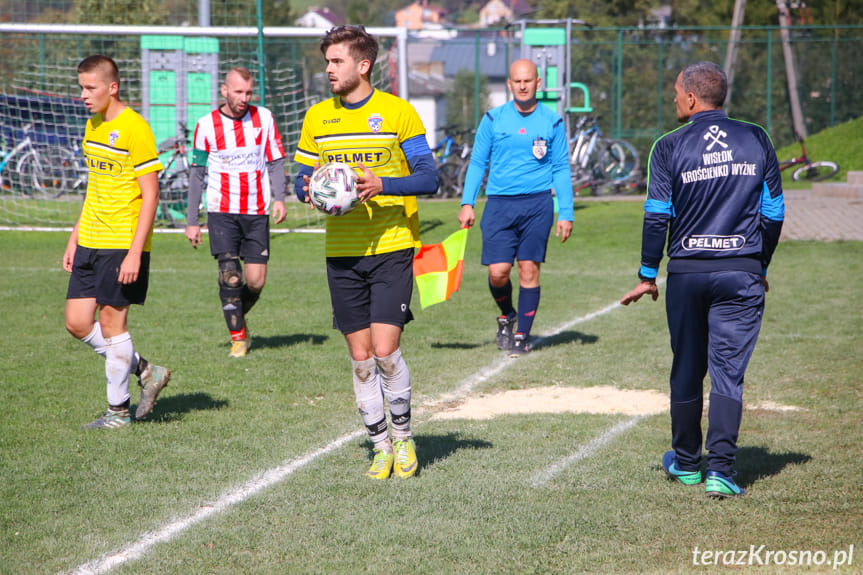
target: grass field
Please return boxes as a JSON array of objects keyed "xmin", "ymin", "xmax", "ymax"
[{"xmin": 1, "ymin": 199, "xmax": 861, "ymax": 574}]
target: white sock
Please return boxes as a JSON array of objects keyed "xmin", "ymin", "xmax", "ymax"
[
  {"xmin": 375, "ymin": 348, "xmax": 412, "ymax": 441},
  {"xmin": 104, "ymin": 332, "xmax": 134, "ymax": 407},
  {"xmin": 81, "ymin": 322, "xmax": 107, "ymax": 359},
  {"xmin": 351, "ymin": 357, "xmax": 389, "ymax": 448}
]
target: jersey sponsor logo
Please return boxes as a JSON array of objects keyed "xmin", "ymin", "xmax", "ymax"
[
  {"xmin": 210, "ymin": 151, "xmax": 261, "ymax": 171},
  {"xmin": 682, "ymin": 234, "xmax": 746, "ymax": 251},
  {"xmin": 323, "ymin": 118, "xmax": 341, "ymax": 125},
  {"xmin": 703, "ymin": 125, "xmax": 728, "ymax": 150},
  {"xmin": 532, "ymin": 137, "xmax": 547, "ymax": 159},
  {"xmin": 367, "ymin": 114, "xmax": 383, "ymax": 133},
  {"xmin": 87, "ymin": 154, "xmax": 122, "ymax": 177},
  {"xmin": 323, "ymin": 147, "xmax": 392, "ymax": 168}
]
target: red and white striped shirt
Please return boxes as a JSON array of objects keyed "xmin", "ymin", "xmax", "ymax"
[{"xmin": 193, "ymin": 105, "xmax": 285, "ymax": 215}]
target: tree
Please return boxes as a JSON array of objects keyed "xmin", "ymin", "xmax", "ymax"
[{"xmin": 445, "ymin": 69, "xmax": 490, "ymax": 134}]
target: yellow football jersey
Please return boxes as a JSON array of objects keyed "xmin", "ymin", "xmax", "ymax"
[
  {"xmin": 78, "ymin": 107, "xmax": 162, "ymax": 251},
  {"xmin": 295, "ymin": 90, "xmax": 426, "ymax": 257}
]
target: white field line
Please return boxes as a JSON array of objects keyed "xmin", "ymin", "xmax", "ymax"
[
  {"xmin": 65, "ymin": 290, "xmax": 647, "ymax": 575},
  {"xmin": 68, "ymin": 430, "xmax": 365, "ymax": 575},
  {"xmin": 529, "ymin": 416, "xmax": 643, "ymax": 487}
]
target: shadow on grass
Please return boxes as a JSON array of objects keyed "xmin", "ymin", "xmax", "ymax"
[
  {"xmin": 232, "ymin": 333, "xmax": 330, "ymax": 350},
  {"xmin": 359, "ymin": 432, "xmax": 493, "ymax": 475},
  {"xmin": 418, "ymin": 218, "xmax": 445, "ymax": 235},
  {"xmin": 417, "ymin": 433, "xmax": 493, "ymax": 474},
  {"xmin": 430, "ymin": 341, "xmax": 485, "ymax": 350},
  {"xmin": 737, "ymin": 446, "xmax": 811, "ymax": 488},
  {"xmin": 135, "ymin": 392, "xmax": 229, "ymax": 423},
  {"xmin": 534, "ymin": 330, "xmax": 599, "ymax": 349}
]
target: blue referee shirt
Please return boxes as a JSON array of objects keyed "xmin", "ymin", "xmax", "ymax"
[{"xmin": 462, "ymin": 101, "xmax": 574, "ymax": 222}]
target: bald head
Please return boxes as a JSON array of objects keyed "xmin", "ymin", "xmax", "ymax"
[
  {"xmin": 509, "ymin": 58, "xmax": 538, "ymax": 79},
  {"xmin": 508, "ymin": 59, "xmax": 541, "ymax": 113}
]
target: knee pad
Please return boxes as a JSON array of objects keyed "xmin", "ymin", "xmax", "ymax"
[{"xmin": 217, "ymin": 255, "xmax": 243, "ymax": 289}]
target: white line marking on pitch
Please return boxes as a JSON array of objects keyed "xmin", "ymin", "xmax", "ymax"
[
  {"xmin": 65, "ymin": 292, "xmax": 643, "ymax": 575},
  {"xmin": 68, "ymin": 430, "xmax": 364, "ymax": 575},
  {"xmin": 530, "ymin": 416, "xmax": 643, "ymax": 487}
]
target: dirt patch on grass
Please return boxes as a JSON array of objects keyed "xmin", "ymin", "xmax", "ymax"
[
  {"xmin": 430, "ymin": 385, "xmax": 803, "ymax": 420},
  {"xmin": 431, "ymin": 385, "xmax": 668, "ymax": 420}
]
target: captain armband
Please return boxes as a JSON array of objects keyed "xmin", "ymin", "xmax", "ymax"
[{"xmin": 191, "ymin": 148, "xmax": 209, "ymax": 167}]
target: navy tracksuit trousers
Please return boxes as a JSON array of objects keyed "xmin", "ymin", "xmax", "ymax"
[{"xmin": 665, "ymin": 270, "xmax": 764, "ymax": 475}]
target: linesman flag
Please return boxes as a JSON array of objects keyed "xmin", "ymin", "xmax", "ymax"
[{"xmin": 413, "ymin": 228, "xmax": 468, "ymax": 309}]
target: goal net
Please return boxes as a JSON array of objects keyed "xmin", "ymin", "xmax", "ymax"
[{"xmin": 0, "ymin": 28, "xmax": 395, "ymax": 230}]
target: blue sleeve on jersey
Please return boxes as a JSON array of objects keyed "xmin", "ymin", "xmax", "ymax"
[
  {"xmin": 640, "ymin": 212, "xmax": 669, "ymax": 278},
  {"xmin": 462, "ymin": 112, "xmax": 494, "ymax": 206},
  {"xmin": 380, "ymin": 151, "xmax": 438, "ymax": 196},
  {"xmin": 638, "ymin": 265, "xmax": 658, "ymax": 280},
  {"xmin": 759, "ymin": 181, "xmax": 785, "ymax": 221},
  {"xmin": 551, "ymin": 118, "xmax": 574, "ymax": 221},
  {"xmin": 644, "ymin": 198, "xmax": 675, "ymax": 216},
  {"xmin": 294, "ymin": 163, "xmax": 314, "ymax": 201},
  {"xmin": 400, "ymin": 134, "xmax": 432, "ymax": 160}
]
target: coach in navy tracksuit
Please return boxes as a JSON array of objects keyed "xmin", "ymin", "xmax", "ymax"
[{"xmin": 621, "ymin": 62, "xmax": 784, "ymax": 498}]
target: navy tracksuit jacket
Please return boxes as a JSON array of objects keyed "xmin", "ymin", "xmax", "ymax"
[{"xmin": 639, "ymin": 109, "xmax": 784, "ymax": 474}]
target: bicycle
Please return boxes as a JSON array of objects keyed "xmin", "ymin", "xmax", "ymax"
[
  {"xmin": 779, "ymin": 134, "xmax": 839, "ymax": 182},
  {"xmin": 0, "ymin": 124, "xmax": 59, "ymax": 198},
  {"xmin": 156, "ymin": 122, "xmax": 192, "ymax": 227},
  {"xmin": 51, "ymin": 139, "xmax": 89, "ymax": 198},
  {"xmin": 433, "ymin": 125, "xmax": 473, "ymax": 198},
  {"xmin": 568, "ymin": 115, "xmax": 640, "ymax": 196}
]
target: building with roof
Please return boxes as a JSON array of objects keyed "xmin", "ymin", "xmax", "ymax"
[
  {"xmin": 294, "ymin": 7, "xmax": 345, "ymax": 28},
  {"xmin": 395, "ymin": 0, "xmax": 449, "ymax": 30},
  {"xmin": 478, "ymin": 0, "xmax": 533, "ymax": 27}
]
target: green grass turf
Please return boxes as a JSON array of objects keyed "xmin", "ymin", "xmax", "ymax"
[{"xmin": 1, "ymin": 199, "xmax": 860, "ymax": 574}]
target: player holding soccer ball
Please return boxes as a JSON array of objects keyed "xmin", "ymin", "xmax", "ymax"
[
  {"xmin": 185, "ymin": 67, "xmax": 287, "ymax": 358},
  {"xmin": 294, "ymin": 26, "xmax": 439, "ymax": 479}
]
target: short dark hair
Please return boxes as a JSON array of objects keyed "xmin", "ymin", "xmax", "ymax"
[
  {"xmin": 226, "ymin": 66, "xmax": 253, "ymax": 83},
  {"xmin": 77, "ymin": 54, "xmax": 120, "ymax": 87},
  {"xmin": 680, "ymin": 61, "xmax": 727, "ymax": 108},
  {"xmin": 320, "ymin": 25, "xmax": 378, "ymax": 76}
]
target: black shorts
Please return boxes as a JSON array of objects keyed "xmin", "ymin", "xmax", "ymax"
[
  {"xmin": 207, "ymin": 212, "xmax": 270, "ymax": 263},
  {"xmin": 326, "ymin": 248, "xmax": 415, "ymax": 334},
  {"xmin": 66, "ymin": 246, "xmax": 150, "ymax": 306}
]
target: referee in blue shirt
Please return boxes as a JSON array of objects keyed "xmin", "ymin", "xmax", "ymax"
[
  {"xmin": 621, "ymin": 62, "xmax": 784, "ymax": 498},
  {"xmin": 459, "ymin": 59, "xmax": 574, "ymax": 357}
]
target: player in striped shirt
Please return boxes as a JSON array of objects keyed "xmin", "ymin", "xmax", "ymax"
[
  {"xmin": 294, "ymin": 26, "xmax": 438, "ymax": 480},
  {"xmin": 63, "ymin": 55, "xmax": 171, "ymax": 429},
  {"xmin": 185, "ymin": 67, "xmax": 287, "ymax": 358}
]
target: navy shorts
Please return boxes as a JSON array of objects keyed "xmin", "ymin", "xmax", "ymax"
[
  {"xmin": 66, "ymin": 246, "xmax": 150, "ymax": 306},
  {"xmin": 207, "ymin": 212, "xmax": 270, "ymax": 263},
  {"xmin": 480, "ymin": 191, "xmax": 555, "ymax": 265},
  {"xmin": 326, "ymin": 248, "xmax": 414, "ymax": 335}
]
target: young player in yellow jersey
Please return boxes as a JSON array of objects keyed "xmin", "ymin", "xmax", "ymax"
[
  {"xmin": 294, "ymin": 26, "xmax": 439, "ymax": 479},
  {"xmin": 63, "ymin": 55, "xmax": 171, "ymax": 429}
]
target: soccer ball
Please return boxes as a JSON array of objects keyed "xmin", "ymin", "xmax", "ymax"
[{"xmin": 308, "ymin": 162, "xmax": 360, "ymax": 216}]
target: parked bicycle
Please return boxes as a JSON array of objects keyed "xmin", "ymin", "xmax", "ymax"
[
  {"xmin": 51, "ymin": 139, "xmax": 89, "ymax": 198},
  {"xmin": 156, "ymin": 122, "xmax": 192, "ymax": 227},
  {"xmin": 568, "ymin": 115, "xmax": 640, "ymax": 196},
  {"xmin": 779, "ymin": 134, "xmax": 839, "ymax": 182},
  {"xmin": 432, "ymin": 125, "xmax": 473, "ymax": 198},
  {"xmin": 0, "ymin": 124, "xmax": 60, "ymax": 198}
]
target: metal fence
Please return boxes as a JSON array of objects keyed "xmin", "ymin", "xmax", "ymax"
[{"xmin": 0, "ymin": 18, "xmax": 860, "ymax": 226}]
